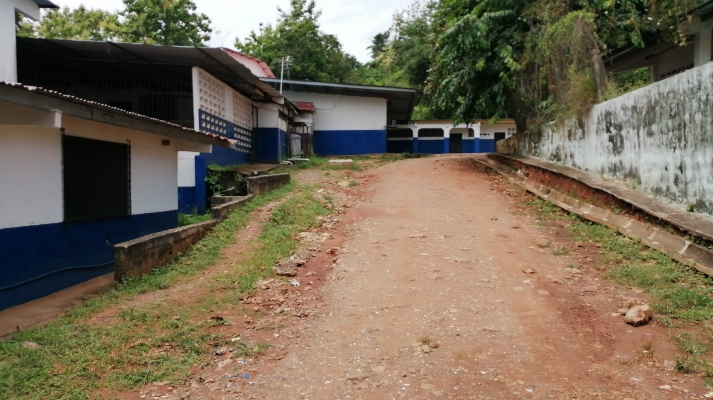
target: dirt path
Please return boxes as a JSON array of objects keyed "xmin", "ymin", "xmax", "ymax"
[{"xmin": 214, "ymin": 155, "xmax": 704, "ymax": 400}]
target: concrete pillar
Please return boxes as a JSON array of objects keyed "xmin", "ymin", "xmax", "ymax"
[
  {"xmin": 694, "ymin": 28, "xmax": 713, "ymax": 67},
  {"xmin": 412, "ymin": 127, "xmax": 419, "ymax": 154},
  {"xmin": 2, "ymin": 0, "xmax": 42, "ymax": 83},
  {"xmin": 444, "ymin": 127, "xmax": 451, "ymax": 154}
]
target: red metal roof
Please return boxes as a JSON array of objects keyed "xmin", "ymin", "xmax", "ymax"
[
  {"xmin": 221, "ymin": 48, "xmax": 276, "ymax": 79},
  {"xmin": 293, "ymin": 102, "xmax": 316, "ymax": 112}
]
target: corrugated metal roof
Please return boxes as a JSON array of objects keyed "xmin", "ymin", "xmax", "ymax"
[
  {"xmin": 31, "ymin": 0, "xmax": 58, "ymax": 8},
  {"xmin": 293, "ymin": 102, "xmax": 316, "ymax": 112},
  {"xmin": 17, "ymin": 38, "xmax": 283, "ymax": 102},
  {"xmin": 263, "ymin": 79, "xmax": 417, "ymax": 124},
  {"xmin": 222, "ymin": 48, "xmax": 276, "ymax": 78},
  {"xmin": 0, "ymin": 81, "xmax": 235, "ymax": 148}
]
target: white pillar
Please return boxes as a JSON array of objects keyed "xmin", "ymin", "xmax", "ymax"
[
  {"xmin": 694, "ymin": 28, "xmax": 713, "ymax": 67},
  {"xmin": 2, "ymin": 0, "xmax": 43, "ymax": 83}
]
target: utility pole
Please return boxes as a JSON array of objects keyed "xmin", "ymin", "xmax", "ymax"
[{"xmin": 279, "ymin": 56, "xmax": 292, "ymax": 94}]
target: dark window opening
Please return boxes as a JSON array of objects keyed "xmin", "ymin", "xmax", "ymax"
[
  {"xmin": 387, "ymin": 129, "xmax": 413, "ymax": 138},
  {"xmin": 418, "ymin": 128, "xmax": 444, "ymax": 138},
  {"xmin": 63, "ymin": 135, "xmax": 131, "ymax": 223}
]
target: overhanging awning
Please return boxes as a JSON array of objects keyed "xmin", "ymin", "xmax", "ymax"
[{"xmin": 17, "ymin": 38, "xmax": 283, "ymax": 103}]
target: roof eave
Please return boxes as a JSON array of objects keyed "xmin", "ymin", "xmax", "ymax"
[{"xmin": 0, "ymin": 83, "xmax": 232, "ymax": 148}]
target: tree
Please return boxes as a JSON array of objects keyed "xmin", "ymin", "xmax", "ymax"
[
  {"xmin": 15, "ymin": 12, "xmax": 36, "ymax": 38},
  {"xmin": 121, "ymin": 0, "xmax": 211, "ymax": 46},
  {"xmin": 235, "ymin": 0, "xmax": 360, "ymax": 83},
  {"xmin": 20, "ymin": 6, "xmax": 123, "ymax": 41},
  {"xmin": 427, "ymin": 0, "xmax": 700, "ymax": 129},
  {"xmin": 362, "ymin": 1, "xmax": 438, "ymax": 118}
]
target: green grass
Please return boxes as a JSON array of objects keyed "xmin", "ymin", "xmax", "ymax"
[
  {"xmin": 178, "ymin": 211, "xmax": 212, "ymax": 227},
  {"xmin": 532, "ymin": 197, "xmax": 713, "ymax": 322},
  {"xmin": 0, "ymin": 181, "xmax": 331, "ymax": 399}
]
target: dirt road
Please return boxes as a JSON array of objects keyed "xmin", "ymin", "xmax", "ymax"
[{"xmin": 219, "ymin": 155, "xmax": 699, "ymax": 400}]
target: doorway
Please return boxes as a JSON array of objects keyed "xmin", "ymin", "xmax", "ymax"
[{"xmin": 449, "ymin": 134, "xmax": 463, "ymax": 153}]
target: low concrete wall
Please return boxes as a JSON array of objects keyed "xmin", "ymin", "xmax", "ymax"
[
  {"xmin": 247, "ymin": 174, "xmax": 291, "ymax": 195},
  {"xmin": 114, "ymin": 220, "xmax": 219, "ymax": 281},
  {"xmin": 499, "ymin": 61, "xmax": 713, "ymax": 215},
  {"xmin": 211, "ymin": 194, "xmax": 255, "ymax": 220}
]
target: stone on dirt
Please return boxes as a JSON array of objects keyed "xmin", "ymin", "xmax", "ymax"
[
  {"xmin": 624, "ymin": 304, "xmax": 653, "ymax": 326},
  {"xmin": 273, "ymin": 266, "xmax": 297, "ymax": 277},
  {"xmin": 21, "ymin": 341, "xmax": 40, "ymax": 350}
]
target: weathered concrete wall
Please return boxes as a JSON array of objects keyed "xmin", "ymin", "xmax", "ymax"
[
  {"xmin": 247, "ymin": 174, "xmax": 291, "ymax": 195},
  {"xmin": 211, "ymin": 195, "xmax": 255, "ymax": 220},
  {"xmin": 114, "ymin": 220, "xmax": 219, "ymax": 281},
  {"xmin": 499, "ymin": 62, "xmax": 713, "ymax": 215}
]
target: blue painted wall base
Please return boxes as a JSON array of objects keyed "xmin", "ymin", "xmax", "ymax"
[
  {"xmin": 480, "ymin": 139, "xmax": 495, "ymax": 153},
  {"xmin": 386, "ymin": 140, "xmax": 412, "ymax": 154},
  {"xmin": 0, "ymin": 211, "xmax": 178, "ymax": 310},
  {"xmin": 314, "ymin": 130, "xmax": 386, "ymax": 156},
  {"xmin": 256, "ymin": 128, "xmax": 288, "ymax": 163},
  {"xmin": 417, "ymin": 139, "xmax": 445, "ymax": 154}
]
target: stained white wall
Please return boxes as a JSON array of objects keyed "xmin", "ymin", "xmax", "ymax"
[
  {"xmin": 504, "ymin": 61, "xmax": 713, "ymax": 214},
  {"xmin": 0, "ymin": 125, "xmax": 63, "ymax": 229},
  {"xmin": 178, "ymin": 151, "xmax": 199, "ymax": 187},
  {"xmin": 282, "ymin": 92, "xmax": 386, "ymax": 131},
  {"xmin": 1, "ymin": 0, "xmax": 41, "ymax": 83},
  {"xmin": 62, "ymin": 116, "xmax": 180, "ymax": 215}
]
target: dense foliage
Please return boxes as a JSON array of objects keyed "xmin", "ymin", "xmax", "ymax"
[
  {"xmin": 427, "ymin": 0, "xmax": 700, "ymax": 128},
  {"xmin": 16, "ymin": 0, "xmax": 211, "ymax": 46}
]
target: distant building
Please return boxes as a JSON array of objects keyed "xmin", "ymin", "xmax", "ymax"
[
  {"xmin": 390, "ymin": 120, "xmax": 516, "ymax": 155},
  {"xmin": 263, "ymin": 79, "xmax": 417, "ymax": 156}
]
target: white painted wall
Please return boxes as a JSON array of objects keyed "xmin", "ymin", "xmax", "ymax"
[
  {"xmin": 0, "ymin": 125, "xmax": 63, "ymax": 229},
  {"xmin": 178, "ymin": 151, "xmax": 198, "ymax": 187},
  {"xmin": 256, "ymin": 102, "xmax": 288, "ymax": 130},
  {"xmin": 1, "ymin": 0, "xmax": 42, "ymax": 83},
  {"xmin": 400, "ymin": 121, "xmax": 485, "ymax": 138},
  {"xmin": 282, "ymin": 91, "xmax": 386, "ymax": 131},
  {"xmin": 62, "ymin": 116, "xmax": 180, "ymax": 215},
  {"xmin": 507, "ymin": 61, "xmax": 713, "ymax": 214}
]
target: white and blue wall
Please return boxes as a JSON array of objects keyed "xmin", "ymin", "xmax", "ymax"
[
  {"xmin": 389, "ymin": 120, "xmax": 516, "ymax": 154},
  {"xmin": 281, "ymin": 91, "xmax": 388, "ymax": 156},
  {"xmin": 0, "ymin": 107, "xmax": 208, "ymax": 310},
  {"xmin": 255, "ymin": 102, "xmax": 289, "ymax": 163}
]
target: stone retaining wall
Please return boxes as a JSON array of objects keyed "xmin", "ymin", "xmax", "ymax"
[
  {"xmin": 247, "ymin": 174, "xmax": 290, "ymax": 195},
  {"xmin": 114, "ymin": 220, "xmax": 218, "ymax": 281}
]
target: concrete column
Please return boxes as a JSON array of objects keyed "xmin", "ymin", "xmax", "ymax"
[
  {"xmin": 0, "ymin": 5, "xmax": 18, "ymax": 83},
  {"xmin": 444, "ymin": 127, "xmax": 451, "ymax": 154},
  {"xmin": 2, "ymin": 0, "xmax": 42, "ymax": 83},
  {"xmin": 694, "ymin": 28, "xmax": 713, "ymax": 67},
  {"xmin": 412, "ymin": 128, "xmax": 419, "ymax": 154}
]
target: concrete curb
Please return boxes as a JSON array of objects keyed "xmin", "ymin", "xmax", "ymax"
[
  {"xmin": 492, "ymin": 154, "xmax": 713, "ymax": 242},
  {"xmin": 477, "ymin": 157, "xmax": 713, "ymax": 277}
]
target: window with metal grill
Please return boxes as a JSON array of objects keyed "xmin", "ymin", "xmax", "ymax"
[
  {"xmin": 418, "ymin": 128, "xmax": 444, "ymax": 138},
  {"xmin": 63, "ymin": 135, "xmax": 131, "ymax": 223}
]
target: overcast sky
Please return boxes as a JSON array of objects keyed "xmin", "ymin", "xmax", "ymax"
[{"xmin": 48, "ymin": 0, "xmax": 415, "ymax": 63}]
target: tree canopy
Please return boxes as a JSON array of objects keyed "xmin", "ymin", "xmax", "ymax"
[
  {"xmin": 426, "ymin": 0, "xmax": 700, "ymax": 128},
  {"xmin": 235, "ymin": 0, "xmax": 360, "ymax": 83},
  {"xmin": 121, "ymin": 0, "xmax": 211, "ymax": 46},
  {"xmin": 16, "ymin": 0, "xmax": 211, "ymax": 46}
]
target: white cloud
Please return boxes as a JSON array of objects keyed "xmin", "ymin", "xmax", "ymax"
[{"xmin": 47, "ymin": 0, "xmax": 415, "ymax": 62}]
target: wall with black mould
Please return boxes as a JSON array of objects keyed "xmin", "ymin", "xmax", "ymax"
[{"xmin": 498, "ymin": 62, "xmax": 713, "ymax": 215}]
